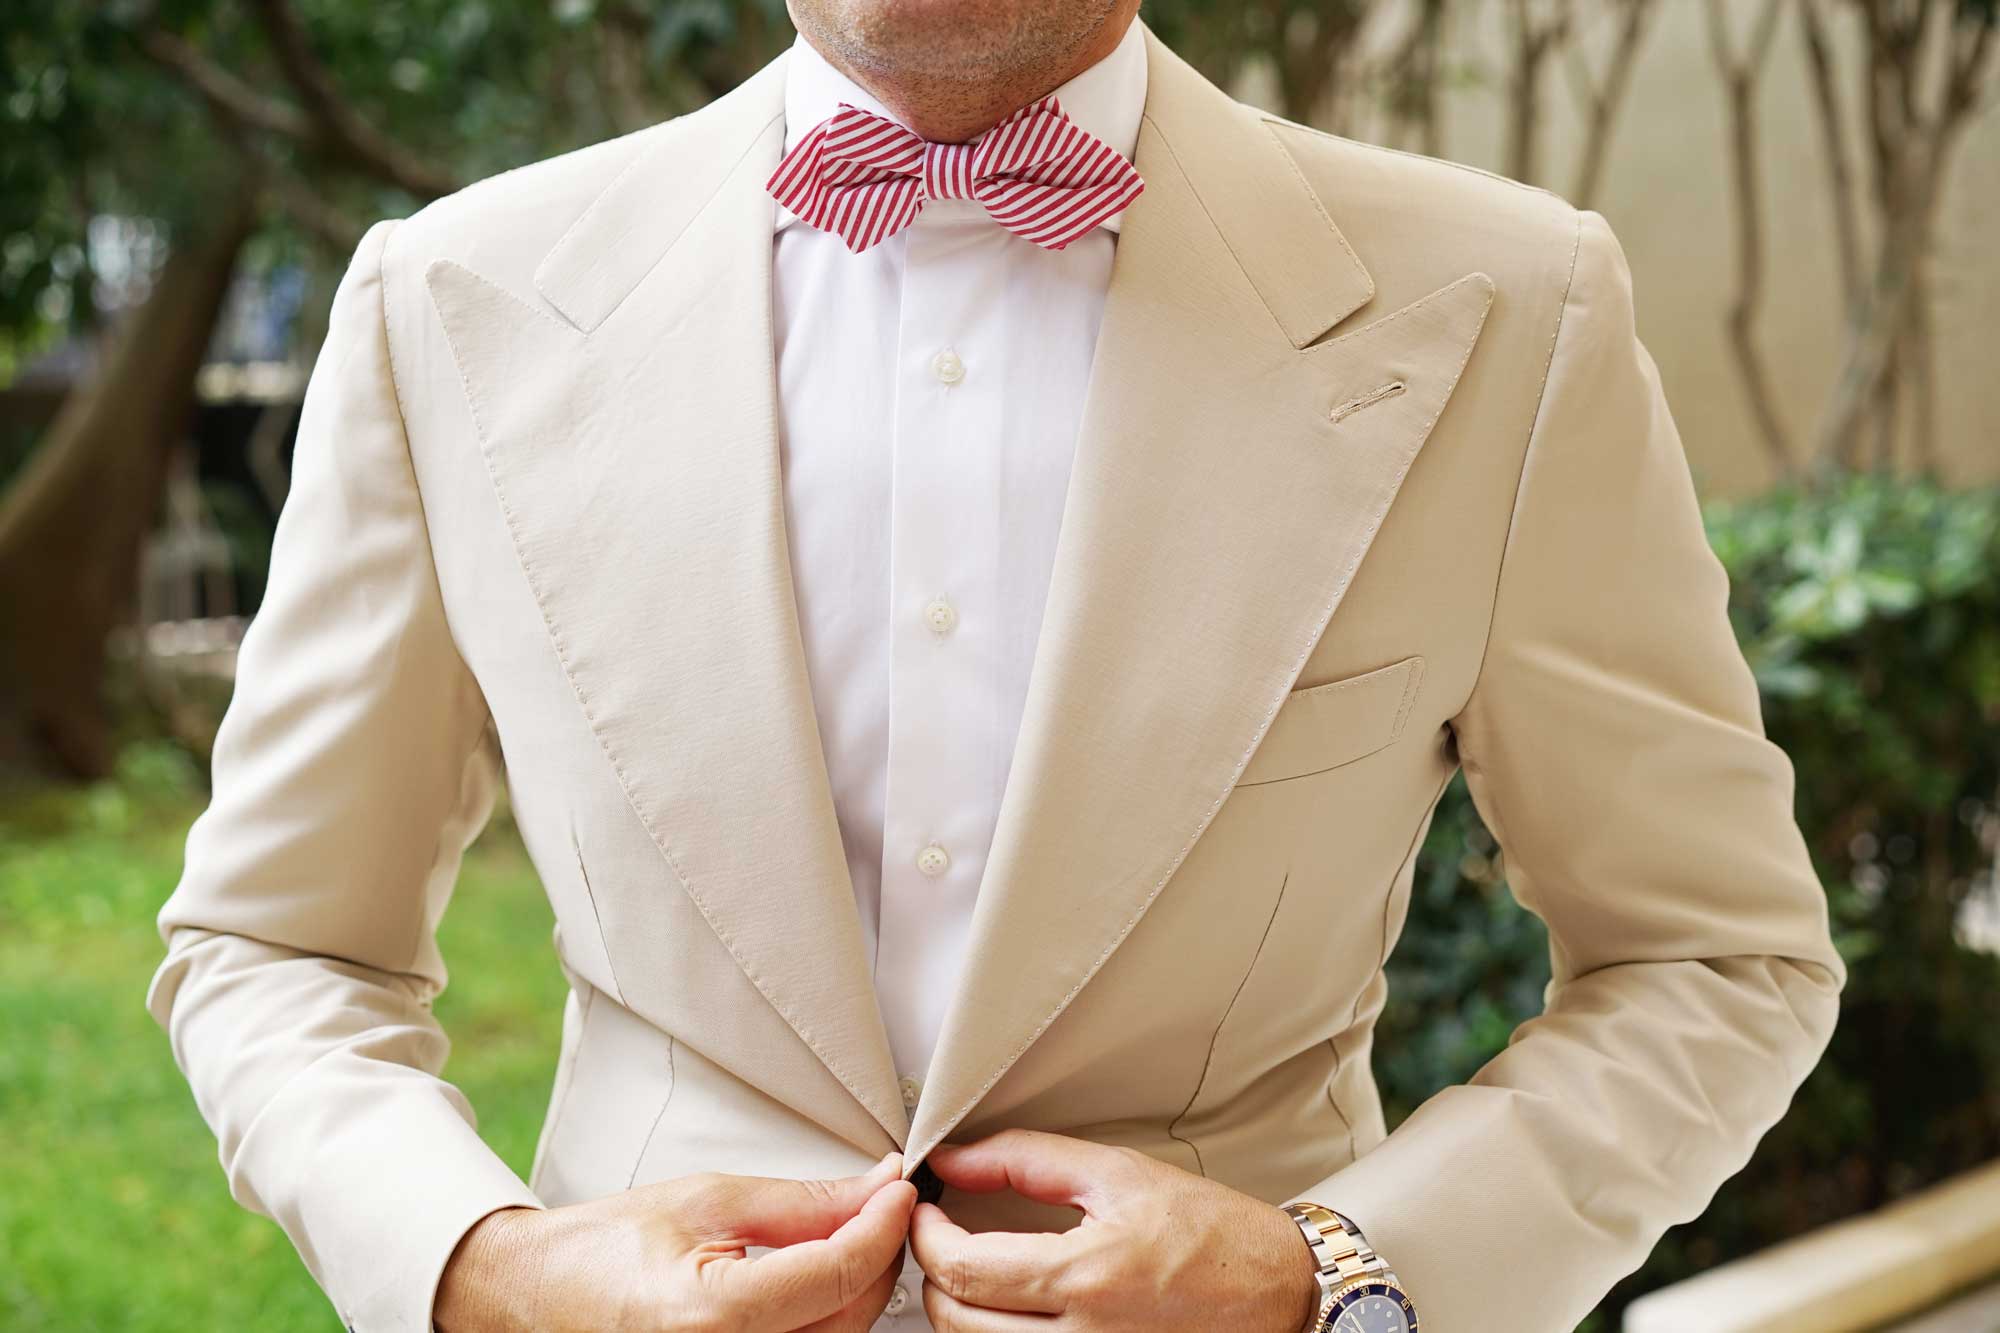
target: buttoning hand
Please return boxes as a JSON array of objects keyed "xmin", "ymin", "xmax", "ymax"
[
  {"xmin": 909, "ymin": 1129, "xmax": 1320, "ymax": 1331},
  {"xmin": 435, "ymin": 1150, "xmax": 917, "ymax": 1332}
]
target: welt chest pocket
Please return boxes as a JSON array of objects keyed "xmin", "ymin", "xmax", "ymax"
[{"xmin": 1237, "ymin": 655, "xmax": 1426, "ymax": 786}]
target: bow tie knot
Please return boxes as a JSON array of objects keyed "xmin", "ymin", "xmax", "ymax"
[
  {"xmin": 920, "ymin": 138, "xmax": 980, "ymax": 203},
  {"xmin": 768, "ymin": 95, "xmax": 1144, "ymax": 253}
]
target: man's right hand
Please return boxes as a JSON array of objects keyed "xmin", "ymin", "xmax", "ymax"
[{"xmin": 434, "ymin": 1151, "xmax": 917, "ymax": 1332}]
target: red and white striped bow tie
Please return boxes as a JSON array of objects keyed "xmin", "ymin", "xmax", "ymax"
[{"xmin": 766, "ymin": 95, "xmax": 1144, "ymax": 254}]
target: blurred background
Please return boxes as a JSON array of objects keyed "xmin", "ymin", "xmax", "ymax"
[{"xmin": 1, "ymin": 2, "xmax": 1996, "ymax": 1329}]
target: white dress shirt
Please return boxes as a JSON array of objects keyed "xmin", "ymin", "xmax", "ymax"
[{"xmin": 771, "ymin": 16, "xmax": 1147, "ymax": 1134}]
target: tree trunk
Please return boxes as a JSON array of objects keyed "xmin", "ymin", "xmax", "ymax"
[
  {"xmin": 0, "ymin": 197, "xmax": 256, "ymax": 779},
  {"xmin": 1814, "ymin": 146, "xmax": 1945, "ymax": 467},
  {"xmin": 1504, "ymin": 0, "xmax": 1571, "ymax": 187},
  {"xmin": 1708, "ymin": 0, "xmax": 1795, "ymax": 478},
  {"xmin": 1569, "ymin": 0, "xmax": 1655, "ymax": 210},
  {"xmin": 1798, "ymin": 0, "xmax": 1863, "ymax": 315}
]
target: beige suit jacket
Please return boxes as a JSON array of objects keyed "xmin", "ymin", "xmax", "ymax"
[{"xmin": 147, "ymin": 19, "xmax": 1845, "ymax": 1332}]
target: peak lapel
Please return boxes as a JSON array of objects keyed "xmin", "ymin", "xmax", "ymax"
[
  {"xmin": 425, "ymin": 52, "xmax": 910, "ymax": 1150},
  {"xmin": 904, "ymin": 26, "xmax": 1495, "ymax": 1163}
]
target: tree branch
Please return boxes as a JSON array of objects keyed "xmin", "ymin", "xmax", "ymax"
[
  {"xmin": 598, "ymin": 2, "xmax": 663, "ymax": 134},
  {"xmin": 1815, "ymin": 0, "xmax": 1992, "ymax": 467},
  {"xmin": 1798, "ymin": 0, "xmax": 1863, "ymax": 314},
  {"xmin": 139, "ymin": 28, "xmax": 315, "ymax": 142},
  {"xmin": 1504, "ymin": 0, "xmax": 1573, "ymax": 186},
  {"xmin": 1946, "ymin": 5, "xmax": 1997, "ymax": 116},
  {"xmin": 243, "ymin": 0, "xmax": 461, "ymax": 199},
  {"xmin": 142, "ymin": 22, "xmax": 368, "ymax": 255},
  {"xmin": 1565, "ymin": 0, "xmax": 1655, "ymax": 209},
  {"xmin": 1380, "ymin": 0, "xmax": 1451, "ymax": 156},
  {"xmin": 1706, "ymin": 0, "xmax": 1796, "ymax": 477}
]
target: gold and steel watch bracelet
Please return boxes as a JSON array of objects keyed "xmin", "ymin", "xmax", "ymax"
[{"xmin": 1282, "ymin": 1200, "xmax": 1390, "ymax": 1297}]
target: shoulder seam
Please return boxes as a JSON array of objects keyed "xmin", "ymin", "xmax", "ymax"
[
  {"xmin": 374, "ymin": 219, "xmax": 416, "ymax": 460},
  {"xmin": 1456, "ymin": 203, "xmax": 1587, "ymax": 719},
  {"xmin": 1259, "ymin": 114, "xmax": 1571, "ymax": 206},
  {"xmin": 373, "ymin": 220, "xmax": 495, "ymax": 958}
]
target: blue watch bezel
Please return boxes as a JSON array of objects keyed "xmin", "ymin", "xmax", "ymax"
[{"xmin": 1319, "ymin": 1277, "xmax": 1419, "ymax": 1332}]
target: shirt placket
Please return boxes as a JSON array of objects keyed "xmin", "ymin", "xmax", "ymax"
[{"xmin": 874, "ymin": 217, "xmax": 1007, "ymax": 1104}]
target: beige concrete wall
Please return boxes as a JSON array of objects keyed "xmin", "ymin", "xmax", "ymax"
[{"xmin": 1232, "ymin": 1, "xmax": 2000, "ymax": 497}]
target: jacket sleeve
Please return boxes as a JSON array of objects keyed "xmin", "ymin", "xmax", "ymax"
[
  {"xmin": 1283, "ymin": 208, "xmax": 1845, "ymax": 1331},
  {"xmin": 145, "ymin": 218, "xmax": 542, "ymax": 1332}
]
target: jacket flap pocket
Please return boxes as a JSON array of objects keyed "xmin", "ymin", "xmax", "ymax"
[{"xmin": 1238, "ymin": 655, "xmax": 1426, "ymax": 786}]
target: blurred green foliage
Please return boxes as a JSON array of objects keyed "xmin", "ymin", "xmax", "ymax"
[
  {"xmin": 1658, "ymin": 476, "xmax": 2000, "ymax": 1280},
  {"xmin": 0, "ymin": 0, "xmax": 796, "ymax": 374},
  {"xmin": 1379, "ymin": 472, "xmax": 2000, "ymax": 1318},
  {"xmin": 6, "ymin": 1, "xmax": 1999, "ymax": 1318},
  {"xmin": 4, "ymin": 474, "xmax": 1991, "ymax": 1327},
  {"xmin": 0, "ymin": 743, "xmax": 564, "ymax": 1331}
]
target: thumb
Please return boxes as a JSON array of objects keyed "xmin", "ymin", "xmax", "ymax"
[
  {"xmin": 925, "ymin": 1129, "xmax": 1134, "ymax": 1214},
  {"xmin": 723, "ymin": 1177, "xmax": 918, "ymax": 1333},
  {"xmin": 680, "ymin": 1152, "xmax": 904, "ymax": 1249}
]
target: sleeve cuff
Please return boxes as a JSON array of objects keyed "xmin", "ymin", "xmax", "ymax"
[{"xmin": 229, "ymin": 1057, "xmax": 545, "ymax": 1332}]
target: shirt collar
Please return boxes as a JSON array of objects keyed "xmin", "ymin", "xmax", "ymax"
[{"xmin": 773, "ymin": 15, "xmax": 1148, "ymax": 237}]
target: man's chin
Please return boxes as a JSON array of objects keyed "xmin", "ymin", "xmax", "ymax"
[{"xmin": 796, "ymin": 0, "xmax": 1118, "ymax": 84}]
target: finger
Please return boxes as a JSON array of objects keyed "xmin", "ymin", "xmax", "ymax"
[
  {"xmin": 922, "ymin": 1275, "xmax": 1054, "ymax": 1331},
  {"xmin": 907, "ymin": 1200, "xmax": 1071, "ymax": 1314},
  {"xmin": 924, "ymin": 1129, "xmax": 1135, "ymax": 1213},
  {"xmin": 793, "ymin": 1243, "xmax": 907, "ymax": 1333},
  {"xmin": 720, "ymin": 1178, "xmax": 917, "ymax": 1333},
  {"xmin": 682, "ymin": 1152, "xmax": 904, "ymax": 1249}
]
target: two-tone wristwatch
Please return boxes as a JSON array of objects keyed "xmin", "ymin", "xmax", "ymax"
[{"xmin": 1281, "ymin": 1201, "xmax": 1419, "ymax": 1332}]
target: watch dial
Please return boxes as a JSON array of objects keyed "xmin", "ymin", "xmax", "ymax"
[{"xmin": 1324, "ymin": 1283, "xmax": 1416, "ymax": 1333}]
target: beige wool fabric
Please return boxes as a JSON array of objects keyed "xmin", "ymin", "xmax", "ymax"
[{"xmin": 148, "ymin": 18, "xmax": 1843, "ymax": 1332}]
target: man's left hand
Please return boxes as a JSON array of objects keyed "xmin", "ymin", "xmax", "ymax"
[{"xmin": 908, "ymin": 1128, "xmax": 1320, "ymax": 1331}]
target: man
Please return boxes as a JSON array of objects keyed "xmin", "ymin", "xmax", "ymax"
[{"xmin": 146, "ymin": 0, "xmax": 1845, "ymax": 1328}]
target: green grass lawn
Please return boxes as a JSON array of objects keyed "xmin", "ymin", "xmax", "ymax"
[{"xmin": 0, "ymin": 741, "xmax": 566, "ymax": 1331}]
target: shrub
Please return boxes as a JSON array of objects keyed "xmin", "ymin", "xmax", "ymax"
[{"xmin": 1376, "ymin": 473, "xmax": 2000, "ymax": 1320}]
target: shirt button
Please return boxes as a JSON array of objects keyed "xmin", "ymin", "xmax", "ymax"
[
  {"xmin": 916, "ymin": 842, "xmax": 950, "ymax": 876},
  {"xmin": 885, "ymin": 1280, "xmax": 912, "ymax": 1315},
  {"xmin": 930, "ymin": 347, "xmax": 966, "ymax": 385},
  {"xmin": 899, "ymin": 1074, "xmax": 923, "ymax": 1108},
  {"xmin": 924, "ymin": 598, "xmax": 957, "ymax": 634}
]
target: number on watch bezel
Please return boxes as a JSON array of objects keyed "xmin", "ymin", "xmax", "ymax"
[{"xmin": 1315, "ymin": 1276, "xmax": 1419, "ymax": 1333}]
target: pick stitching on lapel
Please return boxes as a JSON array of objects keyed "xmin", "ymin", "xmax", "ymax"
[
  {"xmin": 900, "ymin": 27, "xmax": 1497, "ymax": 1167},
  {"xmin": 425, "ymin": 62, "xmax": 913, "ymax": 1152},
  {"xmin": 535, "ymin": 52, "xmax": 791, "ymax": 334},
  {"xmin": 422, "ymin": 14, "xmax": 1498, "ymax": 1175}
]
